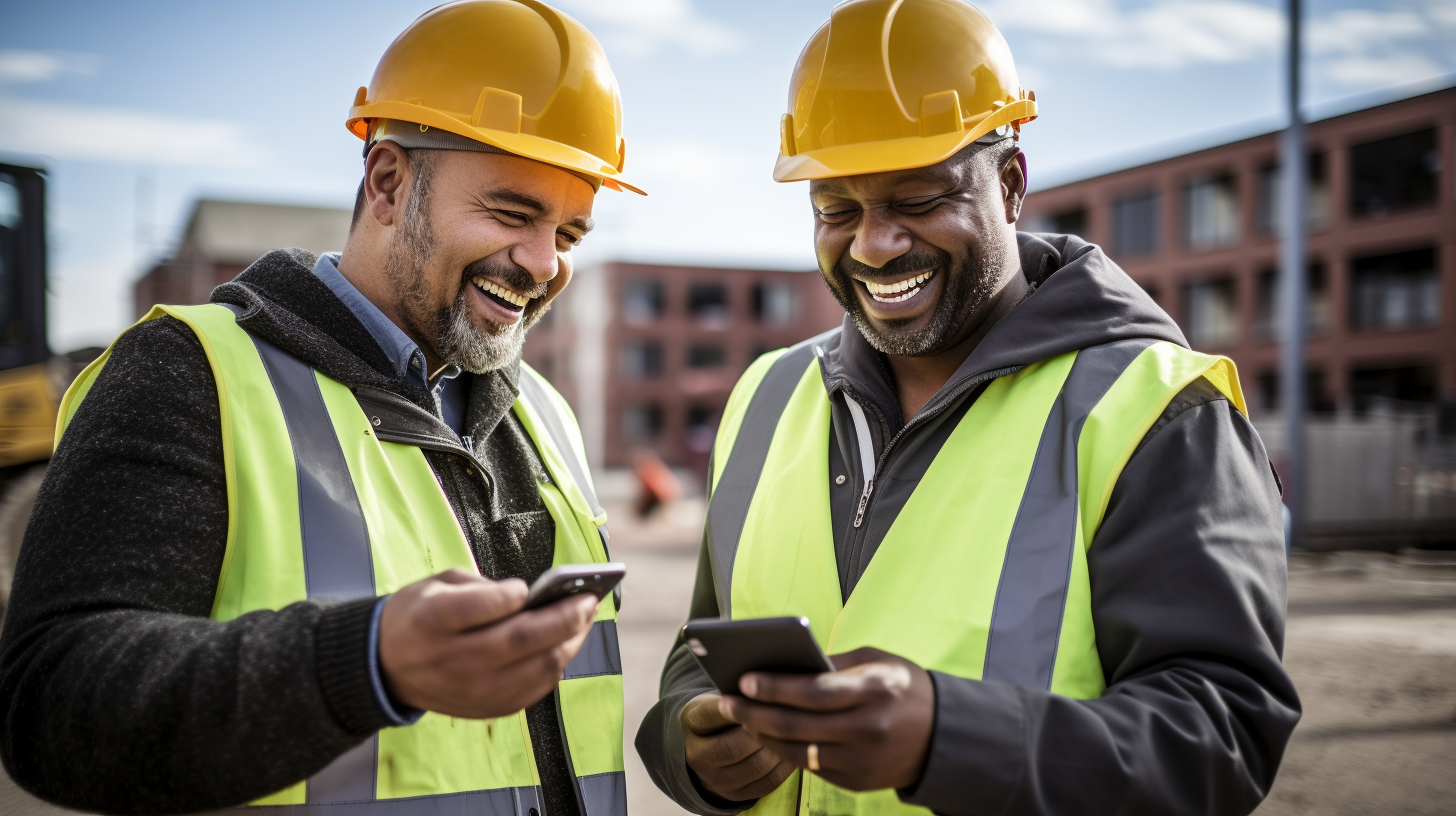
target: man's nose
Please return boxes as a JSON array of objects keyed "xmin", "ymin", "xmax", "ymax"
[
  {"xmin": 508, "ymin": 229, "xmax": 560, "ymax": 286},
  {"xmin": 849, "ymin": 208, "xmax": 912, "ymax": 269}
]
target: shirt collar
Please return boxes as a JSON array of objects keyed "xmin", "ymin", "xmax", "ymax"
[{"xmin": 312, "ymin": 253, "xmax": 461, "ymax": 390}]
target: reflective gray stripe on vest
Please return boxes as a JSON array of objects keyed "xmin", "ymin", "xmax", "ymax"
[
  {"xmin": 981, "ymin": 339, "xmax": 1154, "ymax": 690},
  {"xmin": 516, "ymin": 370, "xmax": 621, "ymax": 616},
  {"xmin": 705, "ymin": 332, "xmax": 836, "ymax": 617},
  {"xmin": 216, "ymin": 784, "xmax": 544, "ymax": 816},
  {"xmin": 251, "ymin": 334, "xmax": 380, "ymax": 805},
  {"xmin": 579, "ymin": 771, "xmax": 627, "ymax": 816},
  {"xmin": 563, "ymin": 620, "xmax": 622, "ymax": 679},
  {"xmin": 517, "ymin": 372, "xmax": 602, "ymax": 517}
]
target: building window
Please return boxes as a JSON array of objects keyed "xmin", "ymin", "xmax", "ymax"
[
  {"xmin": 1183, "ymin": 175, "xmax": 1239, "ymax": 251},
  {"xmin": 621, "ymin": 403, "xmax": 663, "ymax": 442},
  {"xmin": 688, "ymin": 282, "xmax": 730, "ymax": 325},
  {"xmin": 1257, "ymin": 368, "xmax": 1338, "ymax": 414},
  {"xmin": 1182, "ymin": 277, "xmax": 1239, "ymax": 348},
  {"xmin": 752, "ymin": 282, "xmax": 798, "ymax": 325},
  {"xmin": 1350, "ymin": 248, "xmax": 1439, "ymax": 331},
  {"xmin": 686, "ymin": 343, "xmax": 727, "ymax": 369},
  {"xmin": 622, "ymin": 280, "xmax": 664, "ymax": 324},
  {"xmin": 1112, "ymin": 191, "xmax": 1159, "ymax": 257},
  {"xmin": 684, "ymin": 404, "xmax": 717, "ymax": 456},
  {"xmin": 1023, "ymin": 206, "xmax": 1088, "ymax": 238},
  {"xmin": 1255, "ymin": 262, "xmax": 1329, "ymax": 341},
  {"xmin": 1350, "ymin": 364, "xmax": 1438, "ymax": 413},
  {"xmin": 620, "ymin": 341, "xmax": 664, "ymax": 380},
  {"xmin": 1350, "ymin": 128, "xmax": 1438, "ymax": 218},
  {"xmin": 1256, "ymin": 153, "xmax": 1329, "ymax": 235}
]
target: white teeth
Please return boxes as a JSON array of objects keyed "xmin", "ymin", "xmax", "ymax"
[
  {"xmin": 864, "ymin": 269, "xmax": 934, "ymax": 302},
  {"xmin": 473, "ymin": 276, "xmax": 529, "ymax": 308}
]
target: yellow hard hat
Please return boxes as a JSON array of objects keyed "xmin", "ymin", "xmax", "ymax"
[
  {"xmin": 348, "ymin": 0, "xmax": 644, "ymax": 195},
  {"xmin": 774, "ymin": 0, "xmax": 1037, "ymax": 183}
]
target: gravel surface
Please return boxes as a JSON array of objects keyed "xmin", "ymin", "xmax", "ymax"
[{"xmin": 4, "ymin": 507, "xmax": 1452, "ymax": 815}]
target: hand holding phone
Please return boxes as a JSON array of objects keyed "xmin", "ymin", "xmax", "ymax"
[{"xmin": 681, "ymin": 616, "xmax": 833, "ymax": 694}]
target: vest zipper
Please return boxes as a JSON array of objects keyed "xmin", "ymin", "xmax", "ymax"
[{"xmin": 837, "ymin": 364, "xmax": 1025, "ymax": 591}]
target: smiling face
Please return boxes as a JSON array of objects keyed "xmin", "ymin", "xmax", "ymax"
[
  {"xmin": 358, "ymin": 144, "xmax": 596, "ymax": 374},
  {"xmin": 810, "ymin": 141, "xmax": 1024, "ymax": 358}
]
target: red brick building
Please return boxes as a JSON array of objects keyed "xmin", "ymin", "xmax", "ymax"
[
  {"xmin": 1020, "ymin": 86, "xmax": 1455, "ymax": 417},
  {"xmin": 523, "ymin": 262, "xmax": 843, "ymax": 469}
]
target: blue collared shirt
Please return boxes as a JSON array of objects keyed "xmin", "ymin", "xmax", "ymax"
[
  {"xmin": 313, "ymin": 253, "xmax": 471, "ymax": 434},
  {"xmin": 312, "ymin": 252, "xmax": 479, "ymax": 726}
]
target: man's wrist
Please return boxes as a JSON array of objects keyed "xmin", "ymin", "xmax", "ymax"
[{"xmin": 369, "ymin": 595, "xmax": 424, "ymax": 726}]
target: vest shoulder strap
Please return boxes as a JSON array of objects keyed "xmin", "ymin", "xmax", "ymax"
[{"xmin": 705, "ymin": 329, "xmax": 838, "ymax": 616}]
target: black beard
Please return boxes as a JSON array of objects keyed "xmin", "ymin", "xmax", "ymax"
[{"xmin": 824, "ymin": 246, "xmax": 1001, "ymax": 357}]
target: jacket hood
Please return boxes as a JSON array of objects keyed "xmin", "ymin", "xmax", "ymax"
[{"xmin": 820, "ymin": 232, "xmax": 1188, "ymax": 428}]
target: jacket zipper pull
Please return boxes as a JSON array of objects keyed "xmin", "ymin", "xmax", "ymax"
[{"xmin": 853, "ymin": 478, "xmax": 874, "ymax": 528}]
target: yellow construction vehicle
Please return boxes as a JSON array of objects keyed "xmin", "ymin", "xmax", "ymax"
[{"xmin": 0, "ymin": 162, "xmax": 100, "ymax": 613}]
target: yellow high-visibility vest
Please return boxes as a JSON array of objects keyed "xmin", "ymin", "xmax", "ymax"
[
  {"xmin": 60, "ymin": 303, "xmax": 626, "ymax": 815},
  {"xmin": 706, "ymin": 330, "xmax": 1245, "ymax": 815}
]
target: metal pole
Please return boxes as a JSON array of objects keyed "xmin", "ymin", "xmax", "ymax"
[{"xmin": 1279, "ymin": 0, "xmax": 1307, "ymax": 550}]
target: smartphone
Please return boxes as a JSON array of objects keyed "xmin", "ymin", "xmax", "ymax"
[
  {"xmin": 522, "ymin": 563, "xmax": 626, "ymax": 610},
  {"xmin": 681, "ymin": 616, "xmax": 834, "ymax": 694}
]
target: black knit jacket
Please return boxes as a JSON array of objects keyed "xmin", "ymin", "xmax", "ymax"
[{"xmin": 0, "ymin": 249, "xmax": 582, "ymax": 815}]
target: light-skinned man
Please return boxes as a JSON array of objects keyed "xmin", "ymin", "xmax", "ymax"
[{"xmin": 0, "ymin": 2, "xmax": 638, "ymax": 813}]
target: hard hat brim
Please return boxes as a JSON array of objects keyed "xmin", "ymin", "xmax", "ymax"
[
  {"xmin": 774, "ymin": 98, "xmax": 1036, "ymax": 183},
  {"xmin": 349, "ymin": 101, "xmax": 645, "ymax": 196}
]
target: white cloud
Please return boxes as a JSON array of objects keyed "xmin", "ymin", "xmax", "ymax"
[
  {"xmin": 0, "ymin": 97, "xmax": 267, "ymax": 168},
  {"xmin": 986, "ymin": 0, "xmax": 1283, "ymax": 69},
  {"xmin": 986, "ymin": 0, "xmax": 1456, "ymax": 78},
  {"xmin": 555, "ymin": 0, "xmax": 744, "ymax": 57},
  {"xmin": 1095, "ymin": 1, "xmax": 1284, "ymax": 68},
  {"xmin": 0, "ymin": 50, "xmax": 101, "ymax": 83},
  {"xmin": 1308, "ymin": 10, "xmax": 1426, "ymax": 55},
  {"xmin": 1322, "ymin": 53, "xmax": 1445, "ymax": 87}
]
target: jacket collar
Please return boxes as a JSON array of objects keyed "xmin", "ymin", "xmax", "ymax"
[
  {"xmin": 210, "ymin": 248, "xmax": 523, "ymax": 441},
  {"xmin": 818, "ymin": 232, "xmax": 1190, "ymax": 430}
]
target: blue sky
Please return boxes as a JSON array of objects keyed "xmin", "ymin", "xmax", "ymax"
[{"xmin": 1, "ymin": 0, "xmax": 1453, "ymax": 350}]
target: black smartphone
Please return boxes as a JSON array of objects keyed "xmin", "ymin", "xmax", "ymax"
[
  {"xmin": 522, "ymin": 563, "xmax": 626, "ymax": 610},
  {"xmin": 681, "ymin": 616, "xmax": 834, "ymax": 694}
]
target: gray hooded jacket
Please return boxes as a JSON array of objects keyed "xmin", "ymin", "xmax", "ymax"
[{"xmin": 635, "ymin": 233, "xmax": 1300, "ymax": 816}]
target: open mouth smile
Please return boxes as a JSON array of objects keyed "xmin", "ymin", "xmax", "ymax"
[
  {"xmin": 861, "ymin": 269, "xmax": 935, "ymax": 304},
  {"xmin": 472, "ymin": 276, "xmax": 534, "ymax": 315}
]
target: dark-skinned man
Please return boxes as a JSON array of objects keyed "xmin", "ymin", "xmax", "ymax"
[
  {"xmin": 636, "ymin": 1, "xmax": 1299, "ymax": 814},
  {"xmin": 0, "ymin": 2, "xmax": 641, "ymax": 813}
]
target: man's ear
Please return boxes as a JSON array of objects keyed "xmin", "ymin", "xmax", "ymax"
[
  {"xmin": 363, "ymin": 141, "xmax": 411, "ymax": 228},
  {"xmin": 999, "ymin": 148, "xmax": 1026, "ymax": 224}
]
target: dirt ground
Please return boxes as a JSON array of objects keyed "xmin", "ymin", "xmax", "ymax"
[{"xmin": 3, "ymin": 501, "xmax": 1453, "ymax": 815}]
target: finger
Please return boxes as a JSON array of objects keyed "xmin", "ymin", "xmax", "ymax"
[
  {"xmin": 685, "ymin": 724, "xmax": 761, "ymax": 768},
  {"xmin": 754, "ymin": 734, "xmax": 825, "ymax": 772},
  {"xmin": 710, "ymin": 746, "xmax": 792, "ymax": 797},
  {"xmin": 682, "ymin": 693, "xmax": 734, "ymax": 736},
  {"xmin": 424, "ymin": 577, "xmax": 528, "ymax": 632},
  {"xmin": 721, "ymin": 754, "xmax": 796, "ymax": 802},
  {"xmin": 828, "ymin": 646, "xmax": 892, "ymax": 671},
  {"xmin": 738, "ymin": 669, "xmax": 873, "ymax": 713},
  {"xmin": 459, "ymin": 592, "xmax": 597, "ymax": 665},
  {"xmin": 720, "ymin": 697, "xmax": 858, "ymax": 744},
  {"xmin": 433, "ymin": 567, "xmax": 484, "ymax": 585}
]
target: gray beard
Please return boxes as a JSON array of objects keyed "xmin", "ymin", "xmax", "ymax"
[
  {"xmin": 436, "ymin": 288, "xmax": 529, "ymax": 374},
  {"xmin": 383, "ymin": 180, "xmax": 533, "ymax": 375},
  {"xmin": 836, "ymin": 241, "xmax": 1009, "ymax": 357}
]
